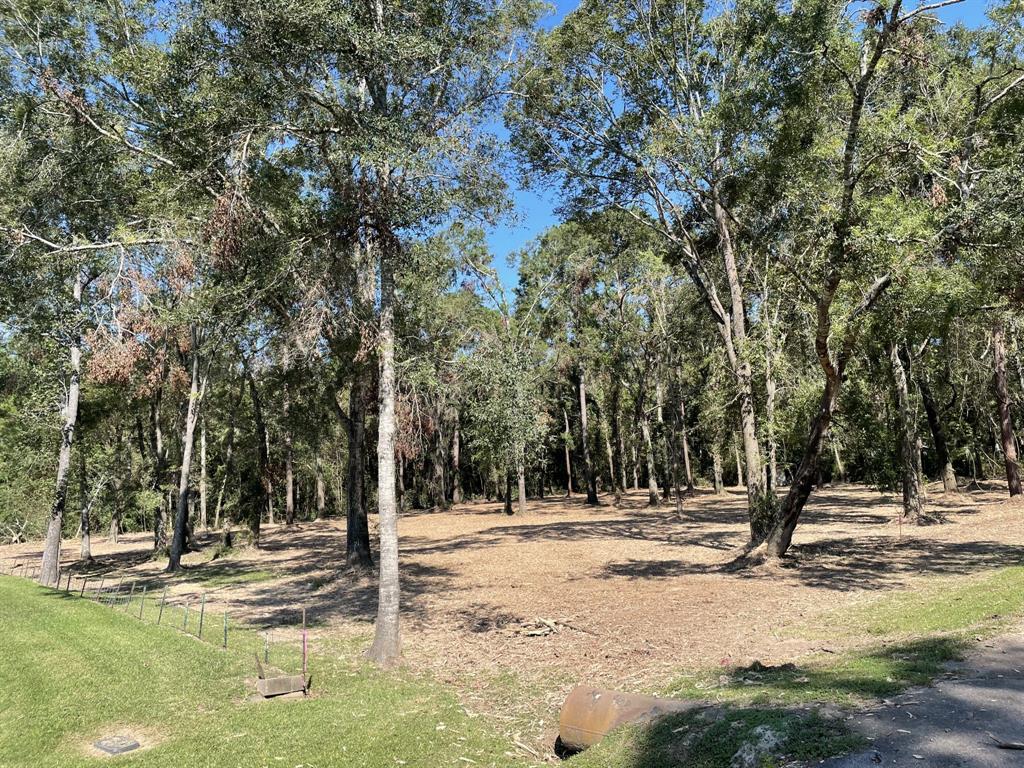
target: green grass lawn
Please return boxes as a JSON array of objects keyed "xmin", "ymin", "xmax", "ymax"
[{"xmin": 0, "ymin": 575, "xmax": 527, "ymax": 768}]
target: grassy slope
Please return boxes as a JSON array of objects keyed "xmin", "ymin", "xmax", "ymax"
[
  {"xmin": 568, "ymin": 565, "xmax": 1024, "ymax": 768},
  {"xmin": 0, "ymin": 576, "xmax": 525, "ymax": 768}
]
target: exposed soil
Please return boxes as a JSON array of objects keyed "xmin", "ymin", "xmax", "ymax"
[{"xmin": 5, "ymin": 483, "xmax": 1023, "ymax": 757}]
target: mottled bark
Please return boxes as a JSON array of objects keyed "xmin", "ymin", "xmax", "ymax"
[
  {"xmin": 40, "ymin": 269, "xmax": 83, "ymax": 586},
  {"xmin": 168, "ymin": 341, "xmax": 206, "ymax": 572},
  {"xmin": 78, "ymin": 447, "xmax": 91, "ymax": 562},
  {"xmin": 641, "ymin": 417, "xmax": 659, "ymax": 506},
  {"xmin": 890, "ymin": 344, "xmax": 923, "ymax": 520},
  {"xmin": 578, "ymin": 369, "xmax": 599, "ymax": 504},
  {"xmin": 562, "ymin": 407, "xmax": 573, "ymax": 497},
  {"xmin": 993, "ymin": 322, "xmax": 1023, "ymax": 497},
  {"xmin": 451, "ymin": 416, "xmax": 463, "ymax": 504},
  {"xmin": 921, "ymin": 376, "xmax": 958, "ymax": 495},
  {"xmin": 199, "ymin": 417, "xmax": 208, "ymax": 530},
  {"xmin": 367, "ymin": 249, "xmax": 401, "ymax": 667}
]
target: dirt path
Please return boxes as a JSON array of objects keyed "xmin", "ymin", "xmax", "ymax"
[{"xmin": 819, "ymin": 628, "xmax": 1024, "ymax": 767}]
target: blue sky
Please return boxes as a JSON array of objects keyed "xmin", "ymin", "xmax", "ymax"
[{"xmin": 485, "ymin": 0, "xmax": 991, "ymax": 288}]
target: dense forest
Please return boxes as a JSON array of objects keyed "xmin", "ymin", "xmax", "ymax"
[{"xmin": 1, "ymin": 0, "xmax": 1022, "ymax": 668}]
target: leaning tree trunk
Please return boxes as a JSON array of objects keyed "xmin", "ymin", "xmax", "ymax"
[
  {"xmin": 920, "ymin": 377, "xmax": 959, "ymax": 491},
  {"xmin": 367, "ymin": 249, "xmax": 402, "ymax": 668},
  {"xmin": 641, "ymin": 417, "xmax": 660, "ymax": 506},
  {"xmin": 39, "ymin": 268, "xmax": 84, "ymax": 587},
  {"xmin": 578, "ymin": 370, "xmax": 599, "ymax": 504},
  {"xmin": 993, "ymin": 321, "xmax": 1023, "ymax": 497},
  {"xmin": 168, "ymin": 343, "xmax": 205, "ymax": 572},
  {"xmin": 712, "ymin": 447, "xmax": 724, "ymax": 495},
  {"xmin": 890, "ymin": 344, "xmax": 923, "ymax": 521},
  {"xmin": 766, "ymin": 378, "xmax": 839, "ymax": 557}
]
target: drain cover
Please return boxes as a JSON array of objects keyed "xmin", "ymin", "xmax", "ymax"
[{"xmin": 93, "ymin": 735, "xmax": 140, "ymax": 755}]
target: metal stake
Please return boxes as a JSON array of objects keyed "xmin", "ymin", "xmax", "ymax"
[
  {"xmin": 183, "ymin": 600, "xmax": 190, "ymax": 633},
  {"xmin": 198, "ymin": 594, "xmax": 206, "ymax": 639},
  {"xmin": 138, "ymin": 586, "xmax": 147, "ymax": 619},
  {"xmin": 157, "ymin": 585, "xmax": 168, "ymax": 625},
  {"xmin": 302, "ymin": 607, "xmax": 308, "ymax": 682},
  {"xmin": 126, "ymin": 582, "xmax": 136, "ymax": 611},
  {"xmin": 80, "ymin": 577, "xmax": 88, "ymax": 597}
]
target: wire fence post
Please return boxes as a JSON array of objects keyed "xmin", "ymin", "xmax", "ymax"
[
  {"xmin": 157, "ymin": 585, "xmax": 168, "ymax": 625},
  {"xmin": 183, "ymin": 600, "xmax": 190, "ymax": 633},
  {"xmin": 302, "ymin": 607, "xmax": 308, "ymax": 682},
  {"xmin": 198, "ymin": 593, "xmax": 206, "ymax": 640},
  {"xmin": 126, "ymin": 582, "xmax": 136, "ymax": 611},
  {"xmin": 263, "ymin": 633, "xmax": 269, "ymax": 664},
  {"xmin": 95, "ymin": 576, "xmax": 105, "ymax": 600},
  {"xmin": 80, "ymin": 577, "xmax": 88, "ymax": 597},
  {"xmin": 138, "ymin": 586, "xmax": 147, "ymax": 619}
]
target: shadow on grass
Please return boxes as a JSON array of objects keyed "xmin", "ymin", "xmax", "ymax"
[{"xmin": 567, "ymin": 636, "xmax": 970, "ymax": 768}]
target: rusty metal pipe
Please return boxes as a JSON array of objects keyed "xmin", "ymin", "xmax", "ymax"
[{"xmin": 558, "ymin": 685, "xmax": 696, "ymax": 752}]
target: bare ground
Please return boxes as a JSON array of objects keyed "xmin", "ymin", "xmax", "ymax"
[{"xmin": 4, "ymin": 483, "xmax": 1023, "ymax": 757}]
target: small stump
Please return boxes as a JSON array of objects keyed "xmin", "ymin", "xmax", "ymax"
[{"xmin": 93, "ymin": 736, "xmax": 141, "ymax": 756}]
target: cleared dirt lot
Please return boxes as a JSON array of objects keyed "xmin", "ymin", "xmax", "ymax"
[{"xmin": 4, "ymin": 483, "xmax": 1022, "ymax": 752}]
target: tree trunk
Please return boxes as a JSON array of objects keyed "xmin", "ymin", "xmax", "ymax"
[
  {"xmin": 993, "ymin": 321, "xmax": 1023, "ymax": 497},
  {"xmin": 284, "ymin": 383, "xmax": 295, "ymax": 525},
  {"xmin": 214, "ymin": 377, "xmax": 242, "ymax": 531},
  {"xmin": 641, "ymin": 417, "xmax": 659, "ymax": 506},
  {"xmin": 766, "ymin": 378, "xmax": 839, "ymax": 557},
  {"xmin": 562, "ymin": 407, "xmax": 573, "ymax": 497},
  {"xmin": 831, "ymin": 441, "xmax": 846, "ymax": 483},
  {"xmin": 734, "ymin": 440, "xmax": 744, "ymax": 488},
  {"xmin": 611, "ymin": 382, "xmax": 627, "ymax": 495},
  {"xmin": 632, "ymin": 442, "xmax": 639, "ymax": 490},
  {"xmin": 168, "ymin": 340, "xmax": 206, "ymax": 572},
  {"xmin": 79, "ymin": 446, "xmax": 91, "ymax": 562},
  {"xmin": 40, "ymin": 268, "xmax": 84, "ymax": 586},
  {"xmin": 451, "ymin": 415, "xmax": 463, "ymax": 505},
  {"xmin": 503, "ymin": 471, "xmax": 514, "ymax": 515},
  {"xmin": 315, "ymin": 454, "xmax": 327, "ymax": 519},
  {"xmin": 712, "ymin": 448, "xmax": 724, "ymax": 495},
  {"xmin": 517, "ymin": 458, "xmax": 527, "ymax": 516},
  {"xmin": 344, "ymin": 373, "xmax": 373, "ymax": 569},
  {"xmin": 765, "ymin": 369, "xmax": 778, "ymax": 494},
  {"xmin": 917, "ymin": 376, "xmax": 954, "ymax": 493},
  {"xmin": 110, "ymin": 425, "xmax": 125, "ymax": 543},
  {"xmin": 578, "ymin": 370, "xmax": 599, "ymax": 504},
  {"xmin": 890, "ymin": 344, "xmax": 923, "ymax": 520},
  {"xmin": 199, "ymin": 417, "xmax": 208, "ymax": 530},
  {"xmin": 680, "ymin": 399, "xmax": 694, "ymax": 492},
  {"xmin": 367, "ymin": 249, "xmax": 401, "ymax": 668},
  {"xmin": 602, "ymin": 414, "xmax": 619, "ymax": 505},
  {"xmin": 265, "ymin": 427, "xmax": 275, "ymax": 525},
  {"xmin": 151, "ymin": 395, "xmax": 169, "ymax": 552},
  {"xmin": 712, "ymin": 192, "xmax": 771, "ymax": 541},
  {"xmin": 247, "ymin": 367, "xmax": 270, "ymax": 547}
]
